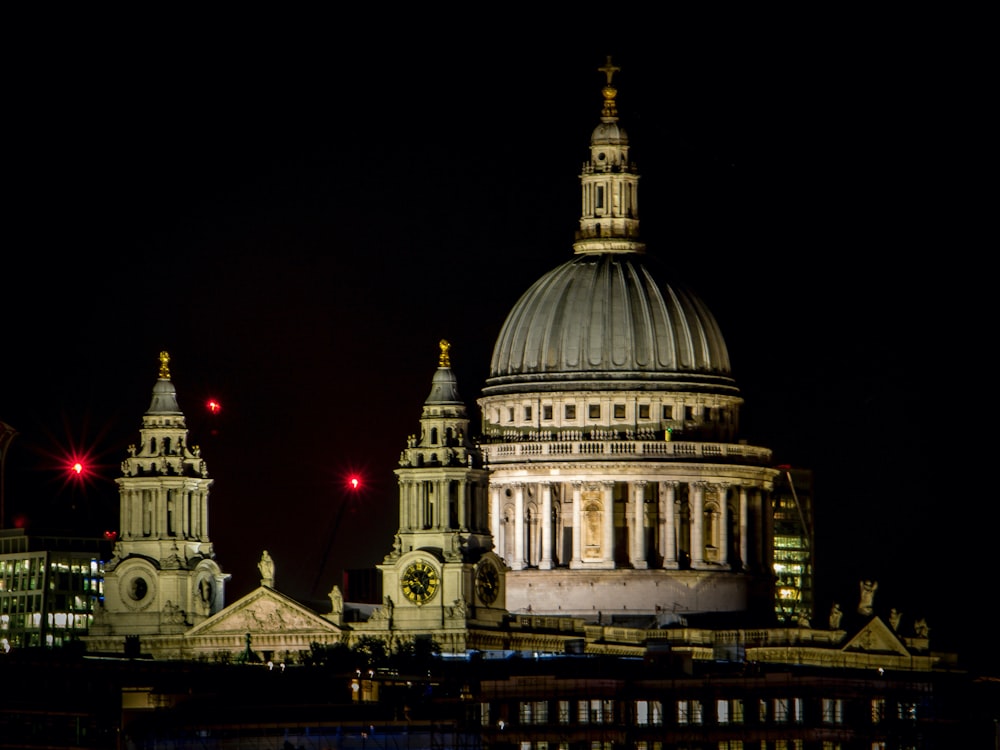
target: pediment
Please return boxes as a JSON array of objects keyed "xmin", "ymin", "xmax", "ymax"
[
  {"xmin": 842, "ymin": 616, "xmax": 910, "ymax": 657},
  {"xmin": 188, "ymin": 586, "xmax": 342, "ymax": 636}
]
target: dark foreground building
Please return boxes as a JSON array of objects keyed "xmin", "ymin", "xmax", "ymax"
[{"xmin": 1, "ymin": 648, "xmax": 998, "ymax": 749}]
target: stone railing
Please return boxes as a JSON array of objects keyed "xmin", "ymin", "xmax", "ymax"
[{"xmin": 482, "ymin": 440, "xmax": 772, "ymax": 465}]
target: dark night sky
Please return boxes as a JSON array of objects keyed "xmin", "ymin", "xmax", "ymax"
[{"xmin": 2, "ymin": 19, "xmax": 988, "ymax": 655}]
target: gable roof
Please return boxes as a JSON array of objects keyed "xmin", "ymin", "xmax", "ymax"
[
  {"xmin": 188, "ymin": 586, "xmax": 343, "ymax": 637},
  {"xmin": 842, "ymin": 616, "xmax": 910, "ymax": 657}
]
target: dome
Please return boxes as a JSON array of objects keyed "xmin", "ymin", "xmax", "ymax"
[
  {"xmin": 484, "ymin": 251, "xmax": 737, "ymax": 397},
  {"xmin": 591, "ymin": 120, "xmax": 628, "ymax": 147}
]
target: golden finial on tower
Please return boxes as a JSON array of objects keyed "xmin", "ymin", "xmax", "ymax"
[
  {"xmin": 158, "ymin": 351, "xmax": 171, "ymax": 379},
  {"xmin": 438, "ymin": 339, "xmax": 451, "ymax": 368},
  {"xmin": 598, "ymin": 55, "xmax": 620, "ymax": 118}
]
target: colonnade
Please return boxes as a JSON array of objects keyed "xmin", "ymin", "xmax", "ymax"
[
  {"xmin": 396, "ymin": 477, "xmax": 490, "ymax": 534},
  {"xmin": 120, "ymin": 483, "xmax": 211, "ymax": 541},
  {"xmin": 489, "ymin": 479, "xmax": 763, "ymax": 572}
]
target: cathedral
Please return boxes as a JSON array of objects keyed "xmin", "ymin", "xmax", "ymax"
[{"xmin": 78, "ymin": 59, "xmax": 949, "ymax": 673}]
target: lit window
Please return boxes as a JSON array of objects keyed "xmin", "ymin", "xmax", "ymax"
[
  {"xmin": 774, "ymin": 698, "xmax": 789, "ymax": 723},
  {"xmin": 871, "ymin": 697, "xmax": 885, "ymax": 724},
  {"xmin": 479, "ymin": 703, "xmax": 490, "ymax": 727},
  {"xmin": 716, "ymin": 698, "xmax": 742, "ymax": 725},
  {"xmin": 822, "ymin": 698, "xmax": 843, "ymax": 724},
  {"xmin": 635, "ymin": 699, "xmax": 662, "ymax": 726},
  {"xmin": 558, "ymin": 700, "xmax": 570, "ymax": 724},
  {"xmin": 678, "ymin": 699, "xmax": 702, "ymax": 725}
]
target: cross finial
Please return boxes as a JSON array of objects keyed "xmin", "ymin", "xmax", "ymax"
[
  {"xmin": 439, "ymin": 339, "xmax": 451, "ymax": 368},
  {"xmin": 158, "ymin": 351, "xmax": 171, "ymax": 379},
  {"xmin": 598, "ymin": 55, "xmax": 621, "ymax": 86}
]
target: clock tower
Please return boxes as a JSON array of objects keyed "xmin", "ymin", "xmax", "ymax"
[
  {"xmin": 374, "ymin": 341, "xmax": 505, "ymax": 647},
  {"xmin": 88, "ymin": 352, "xmax": 229, "ymax": 648}
]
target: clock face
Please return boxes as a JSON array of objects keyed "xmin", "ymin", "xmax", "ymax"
[
  {"xmin": 401, "ymin": 560, "xmax": 439, "ymax": 604},
  {"xmin": 476, "ymin": 561, "xmax": 499, "ymax": 605}
]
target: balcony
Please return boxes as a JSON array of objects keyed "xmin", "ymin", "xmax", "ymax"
[{"xmin": 480, "ymin": 437, "xmax": 772, "ymax": 466}]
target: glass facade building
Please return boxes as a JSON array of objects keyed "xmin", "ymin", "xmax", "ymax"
[{"xmin": 0, "ymin": 529, "xmax": 109, "ymax": 651}]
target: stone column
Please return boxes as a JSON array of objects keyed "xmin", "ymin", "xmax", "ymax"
[
  {"xmin": 571, "ymin": 482, "xmax": 583, "ymax": 568},
  {"xmin": 739, "ymin": 485, "xmax": 749, "ymax": 571},
  {"xmin": 717, "ymin": 483, "xmax": 730, "ymax": 566},
  {"xmin": 434, "ymin": 481, "xmax": 444, "ymax": 529},
  {"xmin": 457, "ymin": 479, "xmax": 468, "ymax": 531},
  {"xmin": 179, "ymin": 486, "xmax": 188, "ymax": 538},
  {"xmin": 513, "ymin": 483, "xmax": 525, "ymax": 570},
  {"xmin": 631, "ymin": 481, "xmax": 648, "ymax": 568},
  {"xmin": 490, "ymin": 484, "xmax": 502, "ymax": 552},
  {"xmin": 602, "ymin": 481, "xmax": 615, "ymax": 566},
  {"xmin": 398, "ymin": 479, "xmax": 409, "ymax": 530},
  {"xmin": 540, "ymin": 483, "xmax": 553, "ymax": 570},
  {"xmin": 158, "ymin": 487, "xmax": 168, "ymax": 538},
  {"xmin": 691, "ymin": 481, "xmax": 707, "ymax": 569},
  {"xmin": 661, "ymin": 481, "xmax": 679, "ymax": 569}
]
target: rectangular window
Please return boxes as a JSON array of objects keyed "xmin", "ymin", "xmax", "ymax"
[
  {"xmin": 479, "ymin": 703, "xmax": 490, "ymax": 727},
  {"xmin": 716, "ymin": 698, "xmax": 743, "ymax": 725},
  {"xmin": 677, "ymin": 699, "xmax": 701, "ymax": 725},
  {"xmin": 638, "ymin": 404, "xmax": 650, "ymax": 419},
  {"xmin": 534, "ymin": 701, "xmax": 548, "ymax": 723},
  {"xmin": 543, "ymin": 405, "xmax": 553, "ymax": 420},
  {"xmin": 578, "ymin": 700, "xmax": 589, "ymax": 724},
  {"xmin": 524, "ymin": 406, "xmax": 532, "ymax": 421},
  {"xmin": 822, "ymin": 698, "xmax": 843, "ymax": 724},
  {"xmin": 793, "ymin": 697, "xmax": 803, "ymax": 724},
  {"xmin": 898, "ymin": 701, "xmax": 916, "ymax": 721},
  {"xmin": 558, "ymin": 700, "xmax": 570, "ymax": 724},
  {"xmin": 613, "ymin": 404, "xmax": 625, "ymax": 419},
  {"xmin": 596, "ymin": 185, "xmax": 604, "ymax": 209},
  {"xmin": 685, "ymin": 406, "xmax": 694, "ymax": 420},
  {"xmin": 565, "ymin": 404, "xmax": 576, "ymax": 420},
  {"xmin": 662, "ymin": 405, "xmax": 673, "ymax": 419},
  {"xmin": 871, "ymin": 697, "xmax": 885, "ymax": 724},
  {"xmin": 589, "ymin": 404, "xmax": 601, "ymax": 419},
  {"xmin": 508, "ymin": 408, "xmax": 514, "ymax": 422},
  {"xmin": 635, "ymin": 700, "xmax": 663, "ymax": 726},
  {"xmin": 589, "ymin": 699, "xmax": 606, "ymax": 723},
  {"xmin": 774, "ymin": 698, "xmax": 789, "ymax": 723}
]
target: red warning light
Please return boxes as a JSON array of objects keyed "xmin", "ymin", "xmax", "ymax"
[
  {"xmin": 207, "ymin": 399, "xmax": 222, "ymax": 414},
  {"xmin": 73, "ymin": 462, "xmax": 84, "ymax": 475},
  {"xmin": 349, "ymin": 476, "xmax": 360, "ymax": 491}
]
